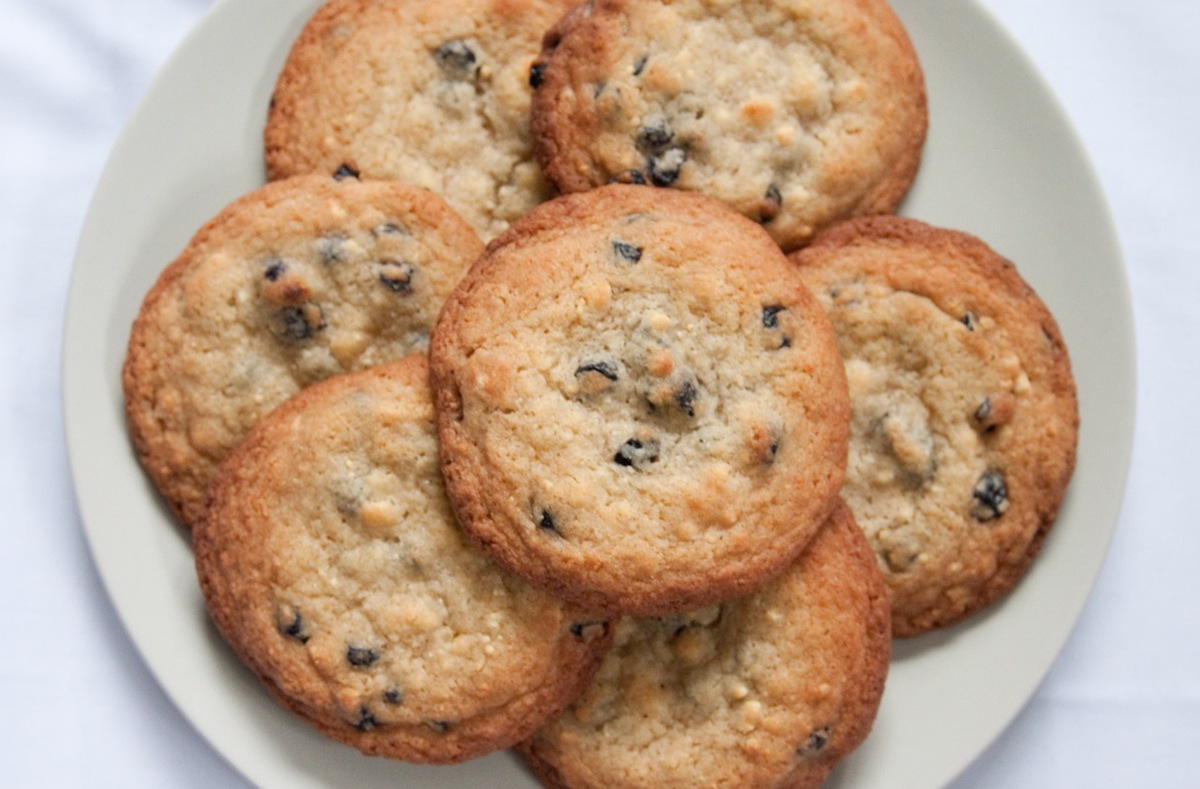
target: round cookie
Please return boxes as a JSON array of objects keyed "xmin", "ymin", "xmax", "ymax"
[
  {"xmin": 789, "ymin": 216, "xmax": 1079, "ymax": 637},
  {"xmin": 123, "ymin": 172, "xmax": 482, "ymax": 531},
  {"xmin": 194, "ymin": 355, "xmax": 612, "ymax": 763},
  {"xmin": 265, "ymin": 0, "xmax": 578, "ymax": 240},
  {"xmin": 518, "ymin": 500, "xmax": 891, "ymax": 789},
  {"xmin": 429, "ymin": 184, "xmax": 850, "ymax": 616},
  {"xmin": 529, "ymin": 0, "xmax": 927, "ymax": 251}
]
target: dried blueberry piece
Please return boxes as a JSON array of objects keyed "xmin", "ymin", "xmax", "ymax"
[
  {"xmin": 762, "ymin": 305, "xmax": 786, "ymax": 329},
  {"xmin": 435, "ymin": 39, "xmax": 477, "ymax": 79},
  {"xmin": 354, "ymin": 706, "xmax": 378, "ymax": 731},
  {"xmin": 529, "ymin": 62, "xmax": 546, "ymax": 88},
  {"xmin": 674, "ymin": 379, "xmax": 698, "ymax": 416},
  {"xmin": 612, "ymin": 240, "xmax": 643, "ymax": 263},
  {"xmin": 961, "ymin": 312, "xmax": 979, "ymax": 331},
  {"xmin": 384, "ymin": 688, "xmax": 404, "ymax": 705},
  {"xmin": 759, "ymin": 183, "xmax": 783, "ymax": 223},
  {"xmin": 637, "ymin": 120, "xmax": 673, "ymax": 151},
  {"xmin": 569, "ymin": 621, "xmax": 606, "ymax": 638},
  {"xmin": 379, "ymin": 261, "xmax": 416, "ymax": 293},
  {"xmin": 333, "ymin": 163, "xmax": 360, "ymax": 180},
  {"xmin": 614, "ymin": 437, "xmax": 660, "ymax": 468},
  {"xmin": 975, "ymin": 398, "xmax": 993, "ymax": 423},
  {"xmin": 575, "ymin": 360, "xmax": 619, "ymax": 381},
  {"xmin": 276, "ymin": 607, "xmax": 309, "ymax": 643},
  {"xmin": 347, "ymin": 645, "xmax": 380, "ymax": 667},
  {"xmin": 632, "ymin": 54, "xmax": 648, "ymax": 76},
  {"xmin": 264, "ymin": 259, "xmax": 287, "ymax": 282},
  {"xmin": 593, "ymin": 81, "xmax": 606, "ymax": 98},
  {"xmin": 646, "ymin": 148, "xmax": 686, "ymax": 186},
  {"xmin": 971, "ymin": 470, "xmax": 1009, "ymax": 521},
  {"xmin": 608, "ymin": 169, "xmax": 648, "ymax": 185},
  {"xmin": 426, "ymin": 720, "xmax": 452, "ymax": 733},
  {"xmin": 796, "ymin": 727, "xmax": 830, "ymax": 757},
  {"xmin": 537, "ymin": 509, "xmax": 559, "ymax": 534},
  {"xmin": 279, "ymin": 304, "xmax": 326, "ymax": 341}
]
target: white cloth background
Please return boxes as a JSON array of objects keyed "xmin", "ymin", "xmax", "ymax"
[{"xmin": 2, "ymin": 0, "xmax": 1196, "ymax": 785}]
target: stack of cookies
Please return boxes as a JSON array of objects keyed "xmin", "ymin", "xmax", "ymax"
[{"xmin": 122, "ymin": 0, "xmax": 1079, "ymax": 785}]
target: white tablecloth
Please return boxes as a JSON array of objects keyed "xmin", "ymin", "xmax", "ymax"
[{"xmin": 2, "ymin": 0, "xmax": 1196, "ymax": 785}]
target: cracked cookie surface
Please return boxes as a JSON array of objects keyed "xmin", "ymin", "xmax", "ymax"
[
  {"xmin": 265, "ymin": 0, "xmax": 577, "ymax": 240},
  {"xmin": 122, "ymin": 173, "xmax": 481, "ymax": 530},
  {"xmin": 429, "ymin": 184, "xmax": 850, "ymax": 616},
  {"xmin": 518, "ymin": 501, "xmax": 891, "ymax": 789},
  {"xmin": 530, "ymin": 0, "xmax": 927, "ymax": 251},
  {"xmin": 790, "ymin": 216, "xmax": 1079, "ymax": 636},
  {"xmin": 194, "ymin": 356, "xmax": 611, "ymax": 763}
]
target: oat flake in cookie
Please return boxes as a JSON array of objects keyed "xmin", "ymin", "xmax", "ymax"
[
  {"xmin": 530, "ymin": 0, "xmax": 927, "ymax": 251},
  {"xmin": 790, "ymin": 216, "xmax": 1079, "ymax": 637},
  {"xmin": 429, "ymin": 184, "xmax": 850, "ymax": 616},
  {"xmin": 122, "ymin": 173, "xmax": 482, "ymax": 531},
  {"xmin": 518, "ymin": 501, "xmax": 891, "ymax": 789},
  {"xmin": 265, "ymin": 0, "xmax": 577, "ymax": 240},
  {"xmin": 194, "ymin": 356, "xmax": 612, "ymax": 763}
]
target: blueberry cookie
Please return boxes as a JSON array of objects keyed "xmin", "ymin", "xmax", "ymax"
[
  {"xmin": 265, "ymin": 0, "xmax": 577, "ymax": 240},
  {"xmin": 518, "ymin": 500, "xmax": 891, "ymax": 789},
  {"xmin": 123, "ymin": 172, "xmax": 482, "ymax": 531},
  {"xmin": 429, "ymin": 184, "xmax": 850, "ymax": 616},
  {"xmin": 529, "ymin": 0, "xmax": 927, "ymax": 251},
  {"xmin": 194, "ymin": 355, "xmax": 612, "ymax": 763},
  {"xmin": 790, "ymin": 216, "xmax": 1079, "ymax": 637}
]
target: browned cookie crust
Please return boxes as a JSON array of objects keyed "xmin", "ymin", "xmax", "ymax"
[
  {"xmin": 194, "ymin": 356, "xmax": 612, "ymax": 763},
  {"xmin": 790, "ymin": 216, "xmax": 1079, "ymax": 637},
  {"xmin": 529, "ymin": 0, "xmax": 927, "ymax": 251},
  {"xmin": 429, "ymin": 184, "xmax": 850, "ymax": 616},
  {"xmin": 123, "ymin": 172, "xmax": 481, "ymax": 530},
  {"xmin": 265, "ymin": 0, "xmax": 577, "ymax": 240},
  {"xmin": 518, "ymin": 501, "xmax": 891, "ymax": 789}
]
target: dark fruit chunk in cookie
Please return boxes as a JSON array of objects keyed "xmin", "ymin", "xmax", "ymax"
[
  {"xmin": 613, "ymin": 436, "xmax": 660, "ymax": 468},
  {"xmin": 379, "ymin": 261, "xmax": 416, "ymax": 293},
  {"xmin": 354, "ymin": 706, "xmax": 378, "ymax": 731},
  {"xmin": 612, "ymin": 240, "xmax": 643, "ymax": 263},
  {"xmin": 332, "ymin": 163, "xmax": 360, "ymax": 180},
  {"xmin": 529, "ymin": 62, "xmax": 546, "ymax": 88},
  {"xmin": 264, "ymin": 259, "xmax": 287, "ymax": 281},
  {"xmin": 762, "ymin": 305, "xmax": 786, "ymax": 329},
  {"xmin": 759, "ymin": 184, "xmax": 783, "ymax": 223},
  {"xmin": 575, "ymin": 360, "xmax": 620, "ymax": 381},
  {"xmin": 796, "ymin": 727, "xmax": 830, "ymax": 757},
  {"xmin": 278, "ymin": 303, "xmax": 326, "ymax": 341},
  {"xmin": 276, "ymin": 606, "xmax": 309, "ymax": 643},
  {"xmin": 538, "ymin": 509, "xmax": 559, "ymax": 534},
  {"xmin": 435, "ymin": 39, "xmax": 478, "ymax": 79},
  {"xmin": 346, "ymin": 645, "xmax": 380, "ymax": 667},
  {"xmin": 971, "ymin": 470, "xmax": 1009, "ymax": 521},
  {"xmin": 636, "ymin": 121, "xmax": 674, "ymax": 151},
  {"xmin": 646, "ymin": 148, "xmax": 686, "ymax": 186}
]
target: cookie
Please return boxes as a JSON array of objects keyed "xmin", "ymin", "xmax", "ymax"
[
  {"xmin": 123, "ymin": 172, "xmax": 482, "ymax": 531},
  {"xmin": 518, "ymin": 500, "xmax": 891, "ymax": 789},
  {"xmin": 265, "ymin": 0, "xmax": 577, "ymax": 240},
  {"xmin": 194, "ymin": 355, "xmax": 612, "ymax": 763},
  {"xmin": 529, "ymin": 0, "xmax": 927, "ymax": 251},
  {"xmin": 429, "ymin": 184, "xmax": 850, "ymax": 616},
  {"xmin": 789, "ymin": 216, "xmax": 1079, "ymax": 637}
]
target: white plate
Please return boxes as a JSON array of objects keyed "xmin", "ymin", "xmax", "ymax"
[{"xmin": 62, "ymin": 0, "xmax": 1135, "ymax": 786}]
